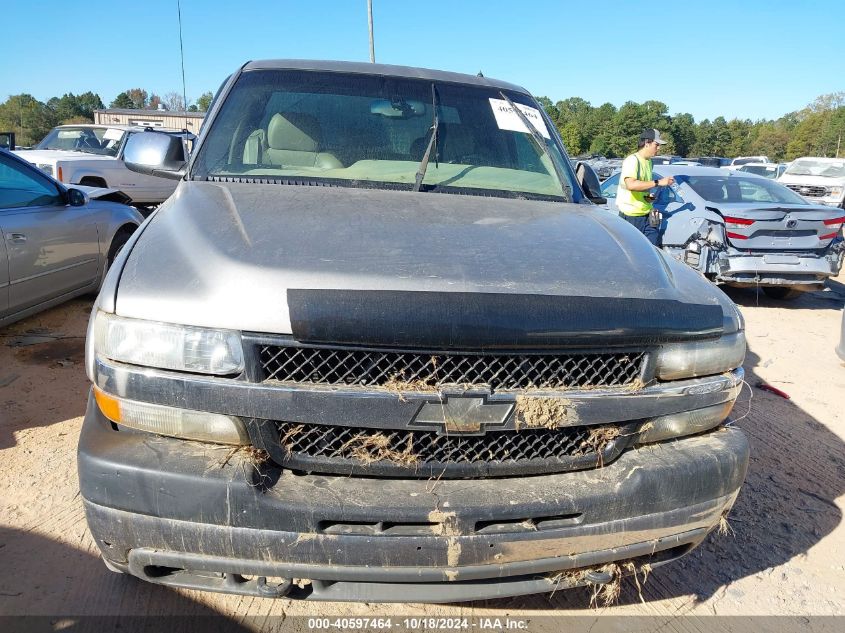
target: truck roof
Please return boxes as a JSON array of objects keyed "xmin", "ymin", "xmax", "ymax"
[
  {"xmin": 242, "ymin": 59, "xmax": 529, "ymax": 94},
  {"xmin": 52, "ymin": 123, "xmax": 189, "ymax": 134}
]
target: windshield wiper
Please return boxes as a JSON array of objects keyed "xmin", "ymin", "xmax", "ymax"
[
  {"xmin": 498, "ymin": 91, "xmax": 572, "ymax": 202},
  {"xmin": 413, "ymin": 83, "xmax": 440, "ymax": 192}
]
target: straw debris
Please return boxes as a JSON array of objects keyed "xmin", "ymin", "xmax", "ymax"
[
  {"xmin": 547, "ymin": 559, "xmax": 654, "ymax": 606},
  {"xmin": 382, "ymin": 374, "xmax": 439, "ymax": 402},
  {"xmin": 341, "ymin": 432, "xmax": 419, "ymax": 467},
  {"xmin": 579, "ymin": 425, "xmax": 622, "ymax": 466},
  {"xmin": 280, "ymin": 424, "xmax": 306, "ymax": 455},
  {"xmin": 219, "ymin": 445, "xmax": 270, "ymax": 468},
  {"xmin": 717, "ymin": 512, "xmax": 735, "ymax": 537},
  {"xmin": 587, "ymin": 563, "xmax": 622, "ymax": 607}
]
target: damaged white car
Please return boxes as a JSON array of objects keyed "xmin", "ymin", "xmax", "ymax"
[{"xmin": 601, "ymin": 166, "xmax": 845, "ymax": 299}]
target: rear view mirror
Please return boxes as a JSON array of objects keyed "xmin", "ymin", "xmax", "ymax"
[
  {"xmin": 370, "ymin": 99, "xmax": 426, "ymax": 118},
  {"xmin": 124, "ymin": 131, "xmax": 186, "ymax": 180},
  {"xmin": 575, "ymin": 162, "xmax": 607, "ymax": 205}
]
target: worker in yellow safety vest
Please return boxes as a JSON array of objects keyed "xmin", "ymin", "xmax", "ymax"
[{"xmin": 616, "ymin": 128, "xmax": 675, "ymax": 245}]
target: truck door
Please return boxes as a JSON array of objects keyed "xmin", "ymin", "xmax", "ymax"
[{"xmin": 0, "ymin": 153, "xmax": 100, "ymax": 314}]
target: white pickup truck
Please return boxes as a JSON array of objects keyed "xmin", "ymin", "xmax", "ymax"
[{"xmin": 14, "ymin": 124, "xmax": 193, "ymax": 209}]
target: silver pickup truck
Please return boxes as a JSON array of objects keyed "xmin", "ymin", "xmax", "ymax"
[{"xmin": 78, "ymin": 60, "xmax": 748, "ymax": 602}]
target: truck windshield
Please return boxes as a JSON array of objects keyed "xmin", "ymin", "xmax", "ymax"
[
  {"xmin": 785, "ymin": 159, "xmax": 845, "ymax": 179},
  {"xmin": 36, "ymin": 126, "xmax": 124, "ymax": 157},
  {"xmin": 192, "ymin": 69, "xmax": 575, "ymax": 201}
]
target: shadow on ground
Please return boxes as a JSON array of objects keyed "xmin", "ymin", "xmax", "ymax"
[
  {"xmin": 472, "ymin": 345, "xmax": 845, "ymax": 611},
  {"xmin": 723, "ymin": 278, "xmax": 845, "ymax": 312},
  {"xmin": 0, "ymin": 526, "xmax": 252, "ymax": 631}
]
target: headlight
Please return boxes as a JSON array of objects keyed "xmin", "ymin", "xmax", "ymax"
[
  {"xmin": 637, "ymin": 400, "xmax": 736, "ymax": 444},
  {"xmin": 94, "ymin": 387, "xmax": 248, "ymax": 445},
  {"xmin": 94, "ymin": 311, "xmax": 244, "ymax": 375},
  {"xmin": 828, "ymin": 186, "xmax": 843, "ymax": 198},
  {"xmin": 655, "ymin": 332, "xmax": 746, "ymax": 380},
  {"xmin": 36, "ymin": 163, "xmax": 54, "ymax": 176}
]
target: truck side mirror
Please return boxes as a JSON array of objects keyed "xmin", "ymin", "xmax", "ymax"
[
  {"xmin": 575, "ymin": 162, "xmax": 607, "ymax": 205},
  {"xmin": 124, "ymin": 131, "xmax": 186, "ymax": 180}
]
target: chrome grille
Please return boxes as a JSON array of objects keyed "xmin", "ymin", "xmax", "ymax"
[
  {"xmin": 266, "ymin": 420, "xmax": 636, "ymax": 478},
  {"xmin": 258, "ymin": 345, "xmax": 645, "ymax": 391},
  {"xmin": 785, "ymin": 184, "xmax": 827, "ymax": 197}
]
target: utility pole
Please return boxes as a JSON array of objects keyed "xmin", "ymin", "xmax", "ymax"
[
  {"xmin": 837, "ymin": 133, "xmax": 841, "ymax": 158},
  {"xmin": 367, "ymin": 0, "xmax": 375, "ymax": 63}
]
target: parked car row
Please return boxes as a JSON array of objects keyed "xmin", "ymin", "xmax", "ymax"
[{"xmin": 13, "ymin": 124, "xmax": 195, "ymax": 211}]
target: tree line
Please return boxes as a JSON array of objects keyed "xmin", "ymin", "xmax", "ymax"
[
  {"xmin": 538, "ymin": 92, "xmax": 845, "ymax": 161},
  {"xmin": 2, "ymin": 85, "xmax": 843, "ymax": 159},
  {"xmin": 0, "ymin": 89, "xmax": 214, "ymax": 146}
]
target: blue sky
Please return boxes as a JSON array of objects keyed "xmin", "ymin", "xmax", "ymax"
[{"xmin": 3, "ymin": 0, "xmax": 843, "ymax": 122}]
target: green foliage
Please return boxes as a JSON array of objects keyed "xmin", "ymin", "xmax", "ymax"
[
  {"xmin": 537, "ymin": 91, "xmax": 844, "ymax": 161},
  {"xmin": 126, "ymin": 88, "xmax": 148, "ymax": 109},
  {"xmin": 670, "ymin": 113, "xmax": 696, "ymax": 157},
  {"xmin": 110, "ymin": 92, "xmax": 134, "ymax": 109},
  {"xmin": 196, "ymin": 91, "xmax": 214, "ymax": 112},
  {"xmin": 46, "ymin": 92, "xmax": 104, "ymax": 123},
  {"xmin": 0, "ymin": 94, "xmax": 56, "ymax": 146}
]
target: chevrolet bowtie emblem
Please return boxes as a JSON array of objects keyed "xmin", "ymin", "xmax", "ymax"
[{"xmin": 410, "ymin": 396, "xmax": 514, "ymax": 435}]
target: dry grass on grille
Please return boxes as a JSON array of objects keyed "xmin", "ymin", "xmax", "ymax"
[{"xmin": 339, "ymin": 432, "xmax": 419, "ymax": 467}]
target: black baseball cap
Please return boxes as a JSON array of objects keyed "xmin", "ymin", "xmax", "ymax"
[{"xmin": 640, "ymin": 128, "xmax": 667, "ymax": 145}]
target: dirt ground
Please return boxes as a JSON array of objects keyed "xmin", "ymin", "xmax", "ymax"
[{"xmin": 1, "ymin": 274, "xmax": 844, "ymax": 631}]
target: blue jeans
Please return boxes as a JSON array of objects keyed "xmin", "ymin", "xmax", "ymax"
[{"xmin": 622, "ymin": 213, "xmax": 661, "ymax": 246}]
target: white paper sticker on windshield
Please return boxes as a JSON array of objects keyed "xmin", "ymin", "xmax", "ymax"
[
  {"xmin": 103, "ymin": 128, "xmax": 124, "ymax": 141},
  {"xmin": 489, "ymin": 98, "xmax": 550, "ymax": 139}
]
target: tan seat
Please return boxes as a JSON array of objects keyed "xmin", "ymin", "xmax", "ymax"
[
  {"xmin": 244, "ymin": 113, "xmax": 342, "ymax": 169},
  {"xmin": 439, "ymin": 123, "xmax": 478, "ymax": 163}
]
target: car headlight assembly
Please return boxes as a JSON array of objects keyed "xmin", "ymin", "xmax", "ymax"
[
  {"xmin": 655, "ymin": 331, "xmax": 746, "ymax": 380},
  {"xmin": 94, "ymin": 311, "xmax": 244, "ymax": 375},
  {"xmin": 94, "ymin": 387, "xmax": 249, "ymax": 445},
  {"xmin": 637, "ymin": 400, "xmax": 736, "ymax": 444}
]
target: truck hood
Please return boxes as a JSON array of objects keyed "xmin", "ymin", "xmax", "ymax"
[
  {"xmin": 778, "ymin": 174, "xmax": 845, "ymax": 187},
  {"xmin": 115, "ymin": 182, "xmax": 729, "ymax": 343},
  {"xmin": 13, "ymin": 149, "xmax": 114, "ymax": 163}
]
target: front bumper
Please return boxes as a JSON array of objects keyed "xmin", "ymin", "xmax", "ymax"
[{"xmin": 78, "ymin": 393, "xmax": 749, "ymax": 602}]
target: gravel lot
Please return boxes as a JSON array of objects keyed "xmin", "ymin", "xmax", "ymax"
[{"xmin": 1, "ymin": 275, "xmax": 844, "ymax": 631}]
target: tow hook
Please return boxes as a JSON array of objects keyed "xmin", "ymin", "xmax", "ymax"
[
  {"xmin": 583, "ymin": 569, "xmax": 614, "ymax": 584},
  {"xmin": 256, "ymin": 575, "xmax": 293, "ymax": 597}
]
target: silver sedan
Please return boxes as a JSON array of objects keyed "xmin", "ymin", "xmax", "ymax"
[{"xmin": 1, "ymin": 149, "xmax": 144, "ymax": 328}]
